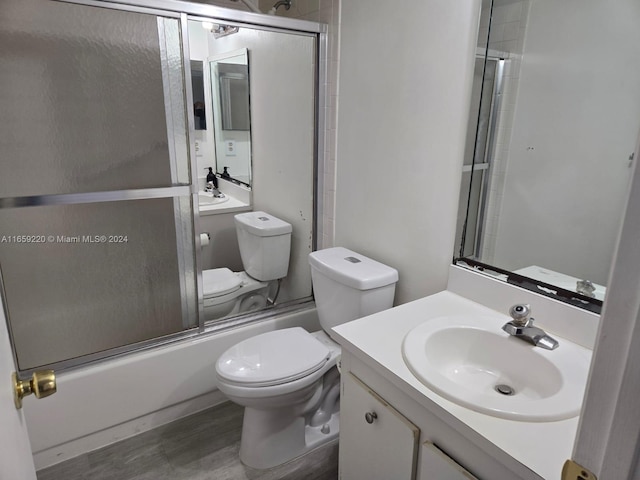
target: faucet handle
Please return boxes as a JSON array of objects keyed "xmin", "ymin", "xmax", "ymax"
[{"xmin": 509, "ymin": 304, "xmax": 532, "ymax": 327}]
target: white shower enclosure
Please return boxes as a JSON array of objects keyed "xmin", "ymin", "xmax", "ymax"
[{"xmin": 0, "ymin": 0, "xmax": 326, "ymax": 374}]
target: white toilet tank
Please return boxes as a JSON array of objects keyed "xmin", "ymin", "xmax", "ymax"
[
  {"xmin": 308, "ymin": 247, "xmax": 398, "ymax": 333},
  {"xmin": 235, "ymin": 211, "xmax": 292, "ymax": 281}
]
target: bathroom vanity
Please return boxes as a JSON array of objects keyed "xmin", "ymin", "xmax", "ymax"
[
  {"xmin": 198, "ymin": 177, "xmax": 252, "ymax": 216},
  {"xmin": 332, "ymin": 285, "xmax": 593, "ymax": 480}
]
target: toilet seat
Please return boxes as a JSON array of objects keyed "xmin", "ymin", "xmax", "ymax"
[
  {"xmin": 203, "ymin": 268, "xmax": 242, "ymax": 298},
  {"xmin": 216, "ymin": 327, "xmax": 330, "ymax": 387}
]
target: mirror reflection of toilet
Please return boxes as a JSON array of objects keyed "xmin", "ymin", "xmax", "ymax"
[
  {"xmin": 202, "ymin": 211, "xmax": 292, "ymax": 321},
  {"xmin": 215, "ymin": 247, "xmax": 398, "ymax": 469}
]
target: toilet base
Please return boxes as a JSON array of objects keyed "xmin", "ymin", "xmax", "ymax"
[{"xmin": 239, "ymin": 406, "xmax": 340, "ymax": 469}]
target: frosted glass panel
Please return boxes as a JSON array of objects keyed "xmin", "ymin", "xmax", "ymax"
[
  {"xmin": 0, "ymin": 198, "xmax": 195, "ymax": 370},
  {"xmin": 0, "ymin": 0, "xmax": 188, "ymax": 197}
]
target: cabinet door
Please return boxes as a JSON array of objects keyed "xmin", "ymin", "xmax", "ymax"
[
  {"xmin": 419, "ymin": 441, "xmax": 479, "ymax": 480},
  {"xmin": 340, "ymin": 373, "xmax": 419, "ymax": 480}
]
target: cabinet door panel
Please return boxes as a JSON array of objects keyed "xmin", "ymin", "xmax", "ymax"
[
  {"xmin": 340, "ymin": 373, "xmax": 419, "ymax": 480},
  {"xmin": 419, "ymin": 441, "xmax": 479, "ymax": 480}
]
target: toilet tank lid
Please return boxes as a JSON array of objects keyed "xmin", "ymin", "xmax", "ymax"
[
  {"xmin": 309, "ymin": 247, "xmax": 398, "ymax": 290},
  {"xmin": 234, "ymin": 211, "xmax": 292, "ymax": 237}
]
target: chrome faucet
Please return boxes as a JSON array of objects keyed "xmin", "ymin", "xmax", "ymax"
[
  {"xmin": 502, "ymin": 304, "xmax": 559, "ymax": 350},
  {"xmin": 205, "ymin": 181, "xmax": 224, "ymax": 198}
]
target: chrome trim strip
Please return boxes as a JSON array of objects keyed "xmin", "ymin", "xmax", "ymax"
[
  {"xmin": 158, "ymin": 17, "xmax": 180, "ymax": 184},
  {"xmin": 174, "ymin": 196, "xmax": 199, "ymax": 331},
  {"xmin": 314, "ymin": 31, "xmax": 328, "ymax": 250},
  {"xmin": 180, "ymin": 14, "xmax": 206, "ymax": 332},
  {"xmin": 187, "ymin": 14, "xmax": 319, "ymax": 37},
  {"xmin": 158, "ymin": 18, "xmax": 176, "ymax": 183},
  {"xmin": 0, "ymin": 186, "xmax": 191, "ymax": 209},
  {"xmin": 56, "ymin": 0, "xmax": 326, "ymax": 33},
  {"xmin": 54, "ymin": 0, "xmax": 181, "ymax": 17},
  {"xmin": 166, "ymin": 16, "xmax": 191, "ymax": 185},
  {"xmin": 162, "ymin": 16, "xmax": 197, "ymax": 331},
  {"xmin": 462, "ymin": 163, "xmax": 490, "ymax": 173}
]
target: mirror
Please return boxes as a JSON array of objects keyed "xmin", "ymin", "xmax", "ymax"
[
  {"xmin": 191, "ymin": 60, "xmax": 207, "ymax": 130},
  {"xmin": 209, "ymin": 48, "xmax": 252, "ymax": 186},
  {"xmin": 455, "ymin": 0, "xmax": 640, "ymax": 309},
  {"xmin": 215, "ymin": 59, "xmax": 250, "ymax": 131},
  {"xmin": 188, "ymin": 19, "xmax": 317, "ymax": 322}
]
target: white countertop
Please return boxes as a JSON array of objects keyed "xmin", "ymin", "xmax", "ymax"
[
  {"xmin": 199, "ymin": 195, "xmax": 251, "ymax": 215},
  {"xmin": 332, "ymin": 290, "xmax": 590, "ymax": 480},
  {"xmin": 198, "ymin": 178, "xmax": 252, "ymax": 216}
]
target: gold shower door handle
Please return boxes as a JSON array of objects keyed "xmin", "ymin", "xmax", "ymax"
[{"xmin": 12, "ymin": 370, "xmax": 56, "ymax": 409}]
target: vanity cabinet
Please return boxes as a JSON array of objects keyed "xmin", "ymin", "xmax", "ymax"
[
  {"xmin": 340, "ymin": 372, "xmax": 478, "ymax": 480},
  {"xmin": 339, "ymin": 372, "xmax": 419, "ymax": 480},
  {"xmin": 420, "ymin": 442, "xmax": 479, "ymax": 479},
  {"xmin": 338, "ymin": 350, "xmax": 542, "ymax": 480}
]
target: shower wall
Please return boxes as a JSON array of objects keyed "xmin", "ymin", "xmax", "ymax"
[
  {"xmin": 199, "ymin": 212, "xmax": 244, "ymax": 271},
  {"xmin": 258, "ymin": 0, "xmax": 341, "ymax": 249}
]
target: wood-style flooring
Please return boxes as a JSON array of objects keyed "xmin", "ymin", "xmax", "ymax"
[{"xmin": 36, "ymin": 402, "xmax": 338, "ymax": 480}]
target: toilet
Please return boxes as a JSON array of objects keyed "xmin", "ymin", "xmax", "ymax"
[
  {"xmin": 202, "ymin": 211, "xmax": 292, "ymax": 321},
  {"xmin": 215, "ymin": 246, "xmax": 398, "ymax": 469}
]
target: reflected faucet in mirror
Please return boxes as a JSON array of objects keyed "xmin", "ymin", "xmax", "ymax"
[{"xmin": 576, "ymin": 280, "xmax": 596, "ymax": 298}]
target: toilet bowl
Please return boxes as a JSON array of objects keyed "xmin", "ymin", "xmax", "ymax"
[
  {"xmin": 215, "ymin": 247, "xmax": 398, "ymax": 469},
  {"xmin": 217, "ymin": 327, "xmax": 341, "ymax": 469},
  {"xmin": 202, "ymin": 269, "xmax": 269, "ymax": 320}
]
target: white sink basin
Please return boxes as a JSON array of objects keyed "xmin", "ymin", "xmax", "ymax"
[
  {"xmin": 198, "ymin": 191, "xmax": 229, "ymax": 206},
  {"xmin": 402, "ymin": 314, "xmax": 590, "ymax": 422}
]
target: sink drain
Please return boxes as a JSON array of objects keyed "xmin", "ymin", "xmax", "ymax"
[{"xmin": 495, "ymin": 384, "xmax": 515, "ymax": 396}]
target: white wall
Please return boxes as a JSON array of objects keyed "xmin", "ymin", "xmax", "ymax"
[
  {"xmin": 334, "ymin": 0, "xmax": 481, "ymax": 305},
  {"xmin": 199, "ymin": 212, "xmax": 244, "ymax": 270},
  {"xmin": 259, "ymin": 0, "xmax": 341, "ymax": 249},
  {"xmin": 491, "ymin": 0, "xmax": 640, "ymax": 284}
]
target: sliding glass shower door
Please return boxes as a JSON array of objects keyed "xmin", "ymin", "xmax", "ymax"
[{"xmin": 0, "ymin": 0, "xmax": 197, "ymax": 372}]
